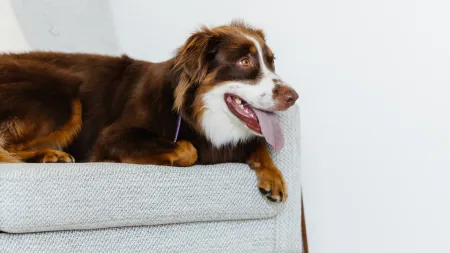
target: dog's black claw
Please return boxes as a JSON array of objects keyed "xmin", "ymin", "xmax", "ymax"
[
  {"xmin": 266, "ymin": 196, "xmax": 278, "ymax": 202},
  {"xmin": 259, "ymin": 187, "xmax": 270, "ymax": 195}
]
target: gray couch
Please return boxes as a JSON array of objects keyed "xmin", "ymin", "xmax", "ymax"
[{"xmin": 0, "ymin": 106, "xmax": 303, "ymax": 252}]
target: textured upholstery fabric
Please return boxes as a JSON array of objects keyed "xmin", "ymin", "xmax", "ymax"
[
  {"xmin": 0, "ymin": 163, "xmax": 281, "ymax": 233},
  {"xmin": 0, "ymin": 105, "xmax": 301, "ymax": 252},
  {"xmin": 1, "ymin": 220, "xmax": 277, "ymax": 253}
]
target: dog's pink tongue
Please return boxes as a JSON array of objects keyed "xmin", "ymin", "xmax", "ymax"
[{"xmin": 253, "ymin": 109, "xmax": 284, "ymax": 151}]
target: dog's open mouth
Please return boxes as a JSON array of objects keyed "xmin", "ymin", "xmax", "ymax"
[
  {"xmin": 225, "ymin": 94, "xmax": 262, "ymax": 134},
  {"xmin": 224, "ymin": 94, "xmax": 285, "ymax": 151}
]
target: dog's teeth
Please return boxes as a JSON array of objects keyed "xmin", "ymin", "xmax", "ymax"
[
  {"xmin": 239, "ymin": 104, "xmax": 244, "ymax": 109},
  {"xmin": 244, "ymin": 109, "xmax": 249, "ymax": 114},
  {"xmin": 235, "ymin": 98, "xmax": 242, "ymax": 104},
  {"xmin": 250, "ymin": 114, "xmax": 254, "ymax": 118}
]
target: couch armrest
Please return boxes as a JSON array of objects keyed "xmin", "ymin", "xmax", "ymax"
[{"xmin": 0, "ymin": 105, "xmax": 300, "ymax": 234}]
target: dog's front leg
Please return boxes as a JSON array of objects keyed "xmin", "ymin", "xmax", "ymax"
[
  {"xmin": 248, "ymin": 142, "xmax": 287, "ymax": 203},
  {"xmin": 90, "ymin": 126, "xmax": 197, "ymax": 166}
]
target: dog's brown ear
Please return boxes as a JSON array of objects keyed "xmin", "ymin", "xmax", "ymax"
[
  {"xmin": 173, "ymin": 27, "xmax": 220, "ymax": 111},
  {"xmin": 174, "ymin": 27, "xmax": 219, "ymax": 83}
]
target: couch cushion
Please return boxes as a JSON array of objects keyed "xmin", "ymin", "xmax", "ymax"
[
  {"xmin": 0, "ymin": 163, "xmax": 282, "ymax": 233},
  {"xmin": 0, "ymin": 218, "xmax": 284, "ymax": 253}
]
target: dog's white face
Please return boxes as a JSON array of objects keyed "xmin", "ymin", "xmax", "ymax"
[{"xmin": 175, "ymin": 23, "xmax": 298, "ymax": 149}]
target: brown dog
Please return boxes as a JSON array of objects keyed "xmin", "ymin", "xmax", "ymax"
[{"xmin": 0, "ymin": 21, "xmax": 298, "ymax": 202}]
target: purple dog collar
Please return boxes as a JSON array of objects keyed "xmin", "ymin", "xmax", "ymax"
[{"xmin": 173, "ymin": 114, "xmax": 182, "ymax": 142}]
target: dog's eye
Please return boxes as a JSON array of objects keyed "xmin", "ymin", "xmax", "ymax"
[{"xmin": 238, "ymin": 57, "xmax": 251, "ymax": 67}]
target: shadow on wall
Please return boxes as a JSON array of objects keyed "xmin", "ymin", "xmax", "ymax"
[
  {"xmin": 0, "ymin": 0, "xmax": 29, "ymax": 51},
  {"xmin": 11, "ymin": 0, "xmax": 120, "ymax": 54}
]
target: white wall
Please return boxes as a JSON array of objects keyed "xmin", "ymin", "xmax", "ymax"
[
  {"xmin": 295, "ymin": 1, "xmax": 450, "ymax": 252},
  {"xmin": 10, "ymin": 0, "xmax": 119, "ymax": 54},
  {"xmin": 111, "ymin": 1, "xmax": 450, "ymax": 253},
  {"xmin": 0, "ymin": 0, "xmax": 29, "ymax": 52}
]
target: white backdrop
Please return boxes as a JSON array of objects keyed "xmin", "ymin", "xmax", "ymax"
[
  {"xmin": 0, "ymin": 0, "xmax": 29, "ymax": 51},
  {"xmin": 111, "ymin": 1, "xmax": 450, "ymax": 252},
  {"xmin": 2, "ymin": 0, "xmax": 450, "ymax": 252}
]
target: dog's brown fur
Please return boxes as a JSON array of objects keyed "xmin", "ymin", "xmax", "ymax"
[{"xmin": 0, "ymin": 22, "xmax": 296, "ymax": 202}]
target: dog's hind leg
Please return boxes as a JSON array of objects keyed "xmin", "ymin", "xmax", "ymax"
[
  {"xmin": 0, "ymin": 59, "xmax": 82, "ymax": 162},
  {"xmin": 0, "ymin": 85, "xmax": 81, "ymax": 163},
  {"xmin": 0, "ymin": 59, "xmax": 82, "ymax": 163},
  {"xmin": 6, "ymin": 100, "xmax": 82, "ymax": 153},
  {"xmin": 3, "ymin": 100, "xmax": 82, "ymax": 163}
]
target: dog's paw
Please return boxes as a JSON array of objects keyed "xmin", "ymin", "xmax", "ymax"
[
  {"xmin": 257, "ymin": 167, "xmax": 287, "ymax": 203},
  {"xmin": 40, "ymin": 150, "xmax": 75, "ymax": 163},
  {"xmin": 170, "ymin": 140, "xmax": 198, "ymax": 167}
]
